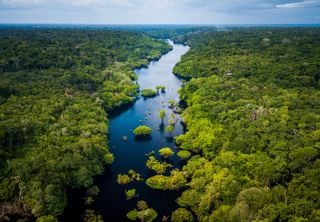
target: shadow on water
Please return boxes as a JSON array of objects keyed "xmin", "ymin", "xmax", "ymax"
[
  {"xmin": 61, "ymin": 40, "xmax": 190, "ymax": 222},
  {"xmin": 108, "ymin": 100, "xmax": 137, "ymax": 118},
  {"xmin": 166, "ymin": 136, "xmax": 175, "ymax": 143},
  {"xmin": 159, "ymin": 123, "xmax": 165, "ymax": 131},
  {"xmin": 134, "ymin": 135, "xmax": 152, "ymax": 142}
]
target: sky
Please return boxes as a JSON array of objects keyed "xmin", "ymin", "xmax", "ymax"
[{"xmin": 0, "ymin": 0, "xmax": 319, "ymax": 24}]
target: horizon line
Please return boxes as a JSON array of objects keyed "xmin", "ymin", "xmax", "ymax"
[{"xmin": 0, "ymin": 23, "xmax": 320, "ymax": 26}]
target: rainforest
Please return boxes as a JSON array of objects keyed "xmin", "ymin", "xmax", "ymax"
[{"xmin": 0, "ymin": 25, "xmax": 320, "ymax": 222}]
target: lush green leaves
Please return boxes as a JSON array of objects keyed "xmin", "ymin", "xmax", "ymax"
[
  {"xmin": 171, "ymin": 208, "xmax": 194, "ymax": 222},
  {"xmin": 173, "ymin": 28, "xmax": 320, "ymax": 221},
  {"xmin": 126, "ymin": 201, "xmax": 158, "ymax": 222},
  {"xmin": 177, "ymin": 150, "xmax": 191, "ymax": 160},
  {"xmin": 0, "ymin": 28, "xmax": 171, "ymax": 220},
  {"xmin": 146, "ymin": 170, "xmax": 186, "ymax": 190},
  {"xmin": 146, "ymin": 156, "xmax": 172, "ymax": 174},
  {"xmin": 159, "ymin": 147, "xmax": 174, "ymax": 158},
  {"xmin": 133, "ymin": 125, "xmax": 153, "ymax": 136},
  {"xmin": 141, "ymin": 89, "xmax": 157, "ymax": 97},
  {"xmin": 125, "ymin": 189, "xmax": 138, "ymax": 200}
]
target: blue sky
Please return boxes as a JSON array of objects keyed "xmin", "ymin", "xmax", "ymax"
[{"xmin": 0, "ymin": 0, "xmax": 319, "ymax": 24}]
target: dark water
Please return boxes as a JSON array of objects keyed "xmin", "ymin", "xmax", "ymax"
[{"xmin": 90, "ymin": 41, "xmax": 189, "ymax": 221}]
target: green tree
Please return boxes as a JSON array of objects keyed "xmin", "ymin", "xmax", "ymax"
[
  {"xmin": 159, "ymin": 147, "xmax": 174, "ymax": 158},
  {"xmin": 133, "ymin": 125, "xmax": 152, "ymax": 136},
  {"xmin": 159, "ymin": 110, "xmax": 166, "ymax": 123},
  {"xmin": 146, "ymin": 156, "xmax": 172, "ymax": 174},
  {"xmin": 125, "ymin": 189, "xmax": 138, "ymax": 200},
  {"xmin": 177, "ymin": 150, "xmax": 191, "ymax": 160},
  {"xmin": 171, "ymin": 208, "xmax": 194, "ymax": 222},
  {"xmin": 146, "ymin": 170, "xmax": 186, "ymax": 190},
  {"xmin": 165, "ymin": 125, "xmax": 175, "ymax": 137},
  {"xmin": 127, "ymin": 201, "xmax": 158, "ymax": 222},
  {"xmin": 141, "ymin": 89, "xmax": 157, "ymax": 97},
  {"xmin": 36, "ymin": 215, "xmax": 57, "ymax": 222},
  {"xmin": 117, "ymin": 174, "xmax": 132, "ymax": 185}
]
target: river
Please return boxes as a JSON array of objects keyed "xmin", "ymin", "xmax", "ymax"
[{"xmin": 62, "ymin": 40, "xmax": 189, "ymax": 221}]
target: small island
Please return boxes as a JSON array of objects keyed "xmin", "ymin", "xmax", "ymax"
[
  {"xmin": 133, "ymin": 125, "xmax": 152, "ymax": 136},
  {"xmin": 159, "ymin": 147, "xmax": 174, "ymax": 158},
  {"xmin": 141, "ymin": 89, "xmax": 157, "ymax": 97}
]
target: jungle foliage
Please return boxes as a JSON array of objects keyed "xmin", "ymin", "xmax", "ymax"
[
  {"xmin": 0, "ymin": 28, "xmax": 171, "ymax": 220},
  {"xmin": 172, "ymin": 28, "xmax": 320, "ymax": 221},
  {"xmin": 133, "ymin": 125, "xmax": 153, "ymax": 136}
]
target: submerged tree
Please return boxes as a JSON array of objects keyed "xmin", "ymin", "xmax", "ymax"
[
  {"xmin": 125, "ymin": 189, "xmax": 138, "ymax": 200},
  {"xmin": 146, "ymin": 156, "xmax": 172, "ymax": 174},
  {"xmin": 159, "ymin": 110, "xmax": 166, "ymax": 124},
  {"xmin": 146, "ymin": 170, "xmax": 186, "ymax": 190},
  {"xmin": 165, "ymin": 125, "xmax": 175, "ymax": 137},
  {"xmin": 168, "ymin": 100, "xmax": 176, "ymax": 109},
  {"xmin": 127, "ymin": 201, "xmax": 158, "ymax": 222},
  {"xmin": 169, "ymin": 114, "xmax": 177, "ymax": 126},
  {"xmin": 155, "ymin": 86, "xmax": 166, "ymax": 94},
  {"xmin": 159, "ymin": 147, "xmax": 174, "ymax": 158},
  {"xmin": 117, "ymin": 174, "xmax": 133, "ymax": 185},
  {"xmin": 117, "ymin": 170, "xmax": 143, "ymax": 185}
]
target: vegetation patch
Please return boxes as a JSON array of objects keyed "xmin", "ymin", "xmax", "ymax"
[
  {"xmin": 171, "ymin": 208, "xmax": 194, "ymax": 222},
  {"xmin": 125, "ymin": 189, "xmax": 138, "ymax": 200},
  {"xmin": 159, "ymin": 147, "xmax": 174, "ymax": 158},
  {"xmin": 126, "ymin": 200, "xmax": 158, "ymax": 222},
  {"xmin": 177, "ymin": 150, "xmax": 191, "ymax": 160},
  {"xmin": 117, "ymin": 170, "xmax": 143, "ymax": 185},
  {"xmin": 133, "ymin": 125, "xmax": 152, "ymax": 136},
  {"xmin": 117, "ymin": 174, "xmax": 133, "ymax": 185},
  {"xmin": 141, "ymin": 89, "xmax": 157, "ymax": 97},
  {"xmin": 146, "ymin": 156, "xmax": 172, "ymax": 174},
  {"xmin": 146, "ymin": 170, "xmax": 186, "ymax": 190},
  {"xmin": 173, "ymin": 28, "xmax": 320, "ymax": 221},
  {"xmin": 0, "ymin": 28, "xmax": 171, "ymax": 220},
  {"xmin": 155, "ymin": 85, "xmax": 166, "ymax": 93}
]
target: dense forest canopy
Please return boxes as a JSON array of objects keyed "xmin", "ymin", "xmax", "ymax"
[
  {"xmin": 169, "ymin": 27, "xmax": 320, "ymax": 221},
  {"xmin": 0, "ymin": 28, "xmax": 171, "ymax": 221},
  {"xmin": 1, "ymin": 25, "xmax": 320, "ymax": 222}
]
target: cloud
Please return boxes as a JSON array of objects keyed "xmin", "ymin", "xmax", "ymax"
[
  {"xmin": 0, "ymin": 0, "xmax": 290, "ymax": 10},
  {"xmin": 0, "ymin": 0, "xmax": 45, "ymax": 8},
  {"xmin": 0, "ymin": 0, "xmax": 137, "ymax": 9},
  {"xmin": 276, "ymin": 0, "xmax": 320, "ymax": 8},
  {"xmin": 0, "ymin": 0, "xmax": 319, "ymax": 24}
]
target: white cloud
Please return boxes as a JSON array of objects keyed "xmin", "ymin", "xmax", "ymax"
[
  {"xmin": 0, "ymin": 0, "xmax": 138, "ymax": 9},
  {"xmin": 0, "ymin": 0, "xmax": 289, "ymax": 10},
  {"xmin": 0, "ymin": 0, "xmax": 319, "ymax": 23},
  {"xmin": 276, "ymin": 0, "xmax": 320, "ymax": 8},
  {"xmin": 0, "ymin": 0, "xmax": 45, "ymax": 8}
]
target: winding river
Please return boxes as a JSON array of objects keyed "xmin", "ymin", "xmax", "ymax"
[{"xmin": 63, "ymin": 40, "xmax": 189, "ymax": 221}]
